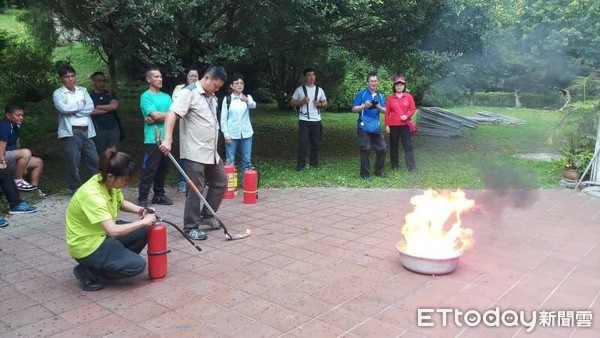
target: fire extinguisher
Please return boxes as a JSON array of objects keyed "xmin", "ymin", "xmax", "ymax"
[
  {"xmin": 223, "ymin": 163, "xmax": 237, "ymax": 199},
  {"xmin": 147, "ymin": 221, "xmax": 170, "ymax": 279},
  {"xmin": 243, "ymin": 167, "xmax": 259, "ymax": 204}
]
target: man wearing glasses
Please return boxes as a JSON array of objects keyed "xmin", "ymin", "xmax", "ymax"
[
  {"xmin": 89, "ymin": 72, "xmax": 123, "ymax": 155},
  {"xmin": 351, "ymin": 72, "xmax": 387, "ymax": 180}
]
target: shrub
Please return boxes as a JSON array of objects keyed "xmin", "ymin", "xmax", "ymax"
[
  {"xmin": 474, "ymin": 92, "xmax": 514, "ymax": 107},
  {"xmin": 473, "ymin": 92, "xmax": 562, "ymax": 108},
  {"xmin": 0, "ymin": 29, "xmax": 58, "ymax": 103}
]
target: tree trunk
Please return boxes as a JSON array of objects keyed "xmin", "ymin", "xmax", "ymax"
[
  {"xmin": 514, "ymin": 89, "xmax": 521, "ymax": 108},
  {"xmin": 108, "ymin": 51, "xmax": 118, "ymax": 91},
  {"xmin": 469, "ymin": 88, "xmax": 475, "ymax": 106},
  {"xmin": 558, "ymin": 88, "xmax": 570, "ymax": 111}
]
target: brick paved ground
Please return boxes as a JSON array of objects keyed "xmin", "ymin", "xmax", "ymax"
[{"xmin": 0, "ymin": 187, "xmax": 599, "ymax": 337}]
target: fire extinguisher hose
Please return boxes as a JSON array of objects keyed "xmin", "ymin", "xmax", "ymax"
[{"xmin": 146, "ymin": 208, "xmax": 202, "ymax": 252}]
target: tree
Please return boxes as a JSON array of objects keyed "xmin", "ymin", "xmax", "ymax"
[{"xmin": 27, "ymin": 0, "xmax": 492, "ymax": 108}]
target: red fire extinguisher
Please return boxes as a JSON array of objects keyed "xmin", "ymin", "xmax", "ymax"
[
  {"xmin": 243, "ymin": 167, "xmax": 258, "ymax": 204},
  {"xmin": 223, "ymin": 163, "xmax": 237, "ymax": 199},
  {"xmin": 147, "ymin": 221, "xmax": 170, "ymax": 279}
]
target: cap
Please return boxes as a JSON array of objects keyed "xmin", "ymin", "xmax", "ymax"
[{"xmin": 393, "ymin": 76, "xmax": 406, "ymax": 85}]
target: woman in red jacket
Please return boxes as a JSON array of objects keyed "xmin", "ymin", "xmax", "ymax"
[{"xmin": 385, "ymin": 76, "xmax": 416, "ymax": 172}]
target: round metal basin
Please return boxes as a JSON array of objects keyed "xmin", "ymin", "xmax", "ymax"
[{"xmin": 396, "ymin": 242, "xmax": 462, "ymax": 275}]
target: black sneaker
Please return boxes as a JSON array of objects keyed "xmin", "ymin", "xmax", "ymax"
[
  {"xmin": 73, "ymin": 265, "xmax": 103, "ymax": 291},
  {"xmin": 152, "ymin": 195, "xmax": 173, "ymax": 205},
  {"xmin": 138, "ymin": 199, "xmax": 148, "ymax": 208}
]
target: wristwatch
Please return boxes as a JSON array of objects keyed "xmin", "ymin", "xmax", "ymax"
[{"xmin": 0, "ymin": 160, "xmax": 6, "ymax": 164}]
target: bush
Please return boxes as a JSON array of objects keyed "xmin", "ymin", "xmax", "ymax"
[
  {"xmin": 0, "ymin": 29, "xmax": 58, "ymax": 103},
  {"xmin": 327, "ymin": 55, "xmax": 393, "ymax": 112},
  {"xmin": 473, "ymin": 92, "xmax": 562, "ymax": 108},
  {"xmin": 519, "ymin": 92, "xmax": 562, "ymax": 109},
  {"xmin": 474, "ymin": 92, "xmax": 514, "ymax": 107}
]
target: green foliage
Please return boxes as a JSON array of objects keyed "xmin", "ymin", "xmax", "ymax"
[
  {"xmin": 471, "ymin": 92, "xmax": 561, "ymax": 108},
  {"xmin": 549, "ymin": 100, "xmax": 598, "ymax": 171},
  {"xmin": 0, "ymin": 29, "xmax": 58, "ymax": 102},
  {"xmin": 474, "ymin": 92, "xmax": 514, "ymax": 107},
  {"xmin": 53, "ymin": 42, "xmax": 106, "ymax": 88},
  {"xmin": 327, "ymin": 55, "xmax": 393, "ymax": 112}
]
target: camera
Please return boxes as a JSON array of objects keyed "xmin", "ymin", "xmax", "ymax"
[{"xmin": 371, "ymin": 101, "xmax": 379, "ymax": 106}]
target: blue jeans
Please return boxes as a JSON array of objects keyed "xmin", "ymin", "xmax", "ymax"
[{"xmin": 225, "ymin": 137, "xmax": 253, "ymax": 172}]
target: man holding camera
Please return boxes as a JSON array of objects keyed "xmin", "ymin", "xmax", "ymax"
[
  {"xmin": 290, "ymin": 68, "xmax": 327, "ymax": 171},
  {"xmin": 351, "ymin": 72, "xmax": 387, "ymax": 180}
]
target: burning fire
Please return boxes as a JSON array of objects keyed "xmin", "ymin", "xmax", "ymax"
[{"xmin": 398, "ymin": 189, "xmax": 475, "ymax": 259}]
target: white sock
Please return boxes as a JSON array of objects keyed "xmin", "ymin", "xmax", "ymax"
[{"xmin": 14, "ymin": 179, "xmax": 22, "ymax": 184}]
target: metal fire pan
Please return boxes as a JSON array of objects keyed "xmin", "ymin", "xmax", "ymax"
[{"xmin": 396, "ymin": 243, "xmax": 462, "ymax": 275}]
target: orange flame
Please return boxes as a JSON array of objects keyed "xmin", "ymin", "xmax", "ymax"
[{"xmin": 398, "ymin": 189, "xmax": 475, "ymax": 259}]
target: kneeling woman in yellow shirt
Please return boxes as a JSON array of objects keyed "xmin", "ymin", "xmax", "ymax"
[{"xmin": 66, "ymin": 148, "xmax": 156, "ymax": 291}]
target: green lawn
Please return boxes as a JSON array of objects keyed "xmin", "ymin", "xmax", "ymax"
[
  {"xmin": 0, "ymin": 9, "xmax": 26, "ymax": 34},
  {"xmin": 250, "ymin": 105, "xmax": 560, "ymax": 189}
]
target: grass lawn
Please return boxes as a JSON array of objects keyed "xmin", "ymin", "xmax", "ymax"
[
  {"xmin": 0, "ymin": 9, "xmax": 27, "ymax": 34},
  {"xmin": 250, "ymin": 105, "xmax": 560, "ymax": 189},
  {"xmin": 18, "ymin": 100, "xmax": 562, "ymax": 200}
]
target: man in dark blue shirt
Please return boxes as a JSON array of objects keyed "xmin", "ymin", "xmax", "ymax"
[
  {"xmin": 89, "ymin": 71, "xmax": 122, "ymax": 156},
  {"xmin": 0, "ymin": 104, "xmax": 45, "ymax": 192}
]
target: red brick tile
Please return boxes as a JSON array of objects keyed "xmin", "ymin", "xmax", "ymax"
[
  {"xmin": 12, "ymin": 315, "xmax": 74, "ymax": 337},
  {"xmin": 229, "ymin": 276, "xmax": 273, "ymax": 296},
  {"xmin": 340, "ymin": 293, "xmax": 391, "ymax": 317},
  {"xmin": 42, "ymin": 293, "xmax": 92, "ymax": 314},
  {"xmin": 287, "ymin": 319, "xmax": 346, "ymax": 337},
  {"xmin": 287, "ymin": 296, "xmax": 334, "ymax": 318},
  {"xmin": 346, "ymin": 318, "xmax": 406, "ymax": 338},
  {"xmin": 139, "ymin": 310, "xmax": 196, "ymax": 335},
  {"xmin": 2, "ymin": 267, "xmax": 48, "ymax": 284},
  {"xmin": 205, "ymin": 287, "xmax": 253, "ymax": 308},
  {"xmin": 150, "ymin": 288, "xmax": 197, "ymax": 310},
  {"xmin": 0, "ymin": 293, "xmax": 39, "ymax": 317},
  {"xmin": 76, "ymin": 313, "xmax": 134, "ymax": 337},
  {"xmin": 203, "ymin": 308, "xmax": 253, "ymax": 334},
  {"xmin": 260, "ymin": 305, "xmax": 311, "ymax": 332},
  {"xmin": 106, "ymin": 325, "xmax": 160, "ymax": 338},
  {"xmin": 114, "ymin": 300, "xmax": 169, "ymax": 323},
  {"xmin": 0, "ymin": 285, "xmax": 22, "ymax": 301},
  {"xmin": 1, "ymin": 304, "xmax": 55, "ymax": 328},
  {"xmin": 173, "ymin": 298, "xmax": 226, "ymax": 321},
  {"xmin": 228, "ymin": 321, "xmax": 283, "ymax": 338},
  {"xmin": 230, "ymin": 296, "xmax": 281, "ymax": 319},
  {"xmin": 60, "ymin": 303, "xmax": 112, "ymax": 326},
  {"xmin": 241, "ymin": 247, "xmax": 276, "ymax": 261}
]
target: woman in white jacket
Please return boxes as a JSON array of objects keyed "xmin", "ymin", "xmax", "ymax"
[{"xmin": 220, "ymin": 73, "xmax": 256, "ymax": 175}]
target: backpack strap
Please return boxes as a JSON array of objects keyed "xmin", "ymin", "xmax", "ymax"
[
  {"xmin": 301, "ymin": 85, "xmax": 321, "ymax": 119},
  {"xmin": 225, "ymin": 93, "xmax": 232, "ymax": 111},
  {"xmin": 302, "ymin": 85, "xmax": 309, "ymax": 119},
  {"xmin": 314, "ymin": 86, "xmax": 320, "ymax": 116}
]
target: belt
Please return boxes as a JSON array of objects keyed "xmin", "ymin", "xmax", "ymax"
[{"xmin": 72, "ymin": 125, "xmax": 88, "ymax": 131}]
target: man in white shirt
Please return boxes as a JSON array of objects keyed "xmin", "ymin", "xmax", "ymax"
[
  {"xmin": 290, "ymin": 68, "xmax": 327, "ymax": 171},
  {"xmin": 52, "ymin": 64, "xmax": 98, "ymax": 193}
]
